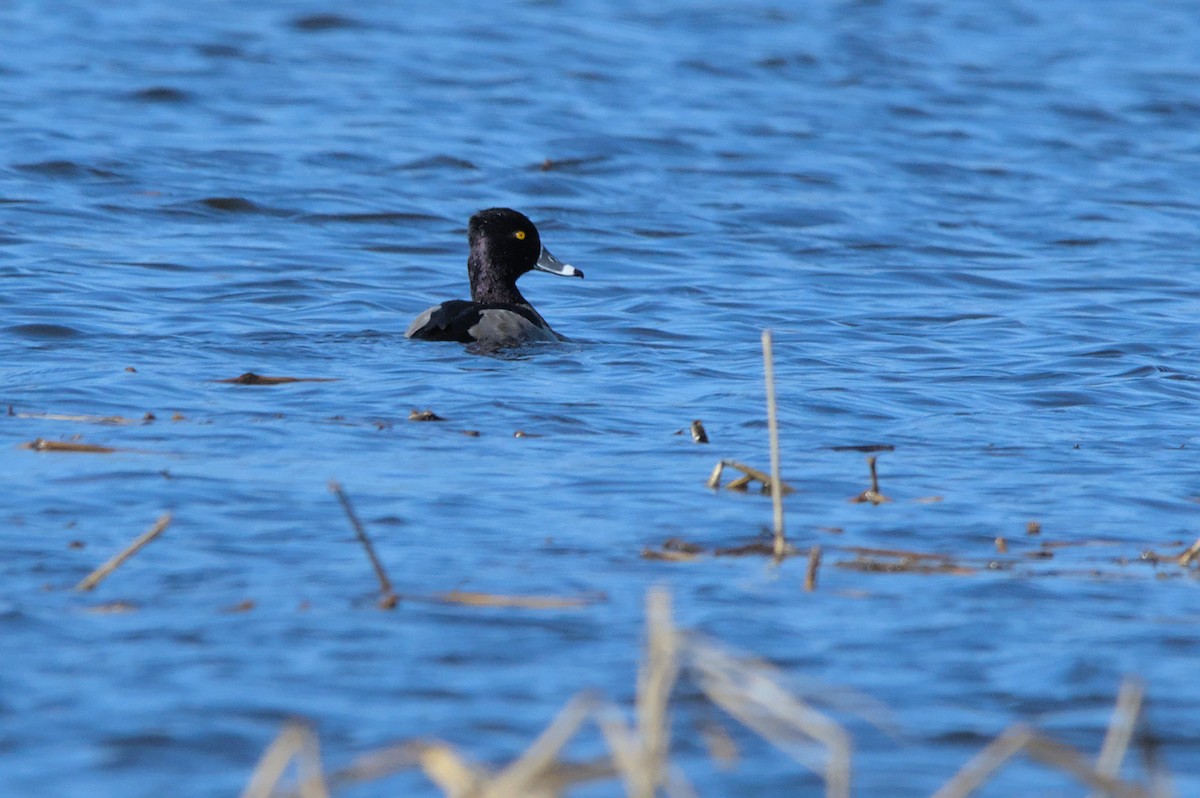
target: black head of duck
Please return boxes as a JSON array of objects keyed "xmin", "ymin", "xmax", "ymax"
[{"xmin": 406, "ymin": 208, "xmax": 583, "ymax": 345}]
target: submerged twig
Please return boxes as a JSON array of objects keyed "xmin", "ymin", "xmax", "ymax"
[
  {"xmin": 328, "ymin": 481, "xmax": 398, "ymax": 609},
  {"xmin": 75, "ymin": 513, "xmax": 172, "ymax": 591},
  {"xmin": 762, "ymin": 330, "xmax": 785, "ymax": 558}
]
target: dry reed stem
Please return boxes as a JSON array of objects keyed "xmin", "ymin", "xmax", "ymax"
[
  {"xmin": 298, "ymin": 710, "xmax": 614, "ymax": 798},
  {"xmin": 1176, "ymin": 537, "xmax": 1200, "ymax": 566},
  {"xmin": 636, "ymin": 589, "xmax": 681, "ymax": 795},
  {"xmin": 416, "ymin": 742, "xmax": 487, "ymax": 797},
  {"xmin": 240, "ymin": 720, "xmax": 330, "ymax": 798},
  {"xmin": 596, "ymin": 701, "xmax": 650, "ymax": 797},
  {"xmin": 932, "ymin": 724, "xmax": 1152, "ymax": 798},
  {"xmin": 725, "ymin": 474, "xmax": 755, "ymax": 491},
  {"xmin": 930, "ymin": 725, "xmax": 1038, "ymax": 798},
  {"xmin": 687, "ymin": 637, "xmax": 852, "ymax": 798},
  {"xmin": 761, "ymin": 330, "xmax": 785, "ymax": 557},
  {"xmin": 1023, "ymin": 735, "xmax": 1151, "ymax": 797},
  {"xmin": 805, "ymin": 546, "xmax": 822, "ymax": 592},
  {"xmin": 241, "ymin": 592, "xmax": 1169, "ymax": 798},
  {"xmin": 308, "ymin": 741, "xmax": 427, "ymax": 789},
  {"xmin": 706, "ymin": 460, "xmax": 725, "ymax": 489},
  {"xmin": 707, "ymin": 460, "xmax": 796, "ymax": 494},
  {"xmin": 1095, "ymin": 676, "xmax": 1145, "ymax": 792},
  {"xmin": 75, "ymin": 513, "xmax": 172, "ymax": 591},
  {"xmin": 596, "ymin": 590, "xmax": 689, "ymax": 798},
  {"xmin": 328, "ymin": 481, "xmax": 397, "ymax": 609},
  {"xmin": 482, "ymin": 692, "xmax": 599, "ymax": 798}
]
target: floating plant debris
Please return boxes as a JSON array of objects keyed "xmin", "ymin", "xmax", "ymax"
[
  {"xmin": 84, "ymin": 601, "xmax": 139, "ymax": 614},
  {"xmin": 714, "ymin": 540, "xmax": 787, "ymax": 557},
  {"xmin": 641, "ymin": 546, "xmax": 701, "ymax": 562},
  {"xmin": 431, "ymin": 590, "xmax": 600, "ymax": 609},
  {"xmin": 24, "ymin": 438, "xmax": 118, "ymax": 454},
  {"xmin": 838, "ymin": 546, "xmax": 975, "ymax": 575},
  {"xmin": 14, "ymin": 412, "xmax": 143, "ymax": 425},
  {"xmin": 706, "ymin": 459, "xmax": 795, "ymax": 495},
  {"xmin": 217, "ymin": 372, "xmax": 338, "ymax": 385},
  {"xmin": 662, "ymin": 537, "xmax": 704, "ymax": 554}
]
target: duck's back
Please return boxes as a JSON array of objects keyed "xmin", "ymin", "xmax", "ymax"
[{"xmin": 405, "ymin": 300, "xmax": 562, "ymax": 344}]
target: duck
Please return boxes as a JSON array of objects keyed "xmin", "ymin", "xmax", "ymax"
[{"xmin": 405, "ymin": 208, "xmax": 583, "ymax": 345}]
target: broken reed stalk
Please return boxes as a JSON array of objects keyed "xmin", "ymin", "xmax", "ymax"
[
  {"xmin": 240, "ymin": 720, "xmax": 330, "ymax": 798},
  {"xmin": 75, "ymin": 513, "xmax": 172, "ymax": 591},
  {"xmin": 1094, "ymin": 677, "xmax": 1145, "ymax": 794},
  {"xmin": 761, "ymin": 330, "xmax": 785, "ymax": 558},
  {"xmin": 328, "ymin": 481, "xmax": 398, "ymax": 609}
]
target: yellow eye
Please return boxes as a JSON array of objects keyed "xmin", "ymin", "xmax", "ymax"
[{"xmin": 514, "ymin": 230, "xmax": 526, "ymax": 240}]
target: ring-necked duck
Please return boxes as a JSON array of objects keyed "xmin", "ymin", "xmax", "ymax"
[{"xmin": 406, "ymin": 208, "xmax": 583, "ymax": 345}]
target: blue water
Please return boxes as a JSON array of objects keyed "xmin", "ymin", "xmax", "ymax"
[{"xmin": 3, "ymin": 1, "xmax": 1199, "ymax": 795}]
